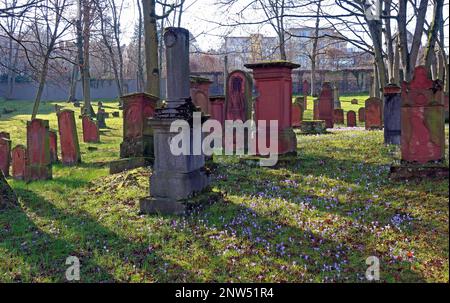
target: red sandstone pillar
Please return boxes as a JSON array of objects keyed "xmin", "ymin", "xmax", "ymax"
[
  {"xmin": 318, "ymin": 82, "xmax": 334, "ymax": 128},
  {"xmin": 245, "ymin": 61, "xmax": 300, "ymax": 155},
  {"xmin": 365, "ymin": 97, "xmax": 383, "ymax": 130},
  {"xmin": 26, "ymin": 119, "xmax": 52, "ymax": 181},
  {"xmin": 57, "ymin": 110, "xmax": 81, "ymax": 166},
  {"xmin": 82, "ymin": 115, "xmax": 100, "ymax": 143}
]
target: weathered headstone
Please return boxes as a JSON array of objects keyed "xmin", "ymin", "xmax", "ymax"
[
  {"xmin": 190, "ymin": 76, "xmax": 212, "ymax": 114},
  {"xmin": 318, "ymin": 82, "xmax": 334, "ymax": 128},
  {"xmin": 225, "ymin": 70, "xmax": 253, "ymax": 122},
  {"xmin": 57, "ymin": 110, "xmax": 81, "ymax": 166},
  {"xmin": 140, "ymin": 27, "xmax": 209, "ymax": 215},
  {"xmin": 11, "ymin": 145, "xmax": 27, "ymax": 180},
  {"xmin": 245, "ymin": 61, "xmax": 300, "ymax": 155},
  {"xmin": 209, "ymin": 95, "xmax": 225, "ymax": 128},
  {"xmin": 333, "ymin": 109, "xmax": 344, "ymax": 124},
  {"xmin": 82, "ymin": 115, "xmax": 100, "ymax": 143},
  {"xmin": 347, "ymin": 111, "xmax": 357, "ymax": 127},
  {"xmin": 291, "ymin": 100, "xmax": 303, "ymax": 128},
  {"xmin": 358, "ymin": 107, "xmax": 365, "ymax": 122},
  {"xmin": 0, "ymin": 137, "xmax": 11, "ymax": 177},
  {"xmin": 365, "ymin": 97, "xmax": 383, "ymax": 130},
  {"xmin": 1, "ymin": 172, "xmax": 17, "ymax": 209},
  {"xmin": 383, "ymin": 84, "xmax": 402, "ymax": 145},
  {"xmin": 96, "ymin": 108, "xmax": 107, "ymax": 129},
  {"xmin": 49, "ymin": 130, "xmax": 59, "ymax": 163},
  {"xmin": 351, "ymin": 99, "xmax": 359, "ymax": 105},
  {"xmin": 333, "ymin": 82, "xmax": 341, "ymax": 109},
  {"xmin": 26, "ymin": 119, "xmax": 52, "ymax": 181}
]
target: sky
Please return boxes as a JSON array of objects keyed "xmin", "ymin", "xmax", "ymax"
[{"xmin": 119, "ymin": 0, "xmax": 450, "ymax": 52}]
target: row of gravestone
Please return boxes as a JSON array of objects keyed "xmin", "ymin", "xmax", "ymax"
[{"xmin": 0, "ymin": 110, "xmax": 103, "ymax": 181}]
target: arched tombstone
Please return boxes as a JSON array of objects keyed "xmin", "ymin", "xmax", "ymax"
[
  {"xmin": 11, "ymin": 145, "xmax": 27, "ymax": 180},
  {"xmin": 358, "ymin": 107, "xmax": 365, "ymax": 122},
  {"xmin": 347, "ymin": 111, "xmax": 357, "ymax": 127},
  {"xmin": 291, "ymin": 100, "xmax": 303, "ymax": 128},
  {"xmin": 57, "ymin": 110, "xmax": 81, "ymax": 166},
  {"xmin": 318, "ymin": 82, "xmax": 334, "ymax": 128},
  {"xmin": 0, "ymin": 136, "xmax": 11, "ymax": 177},
  {"xmin": 365, "ymin": 97, "xmax": 383, "ymax": 130},
  {"xmin": 26, "ymin": 119, "xmax": 52, "ymax": 181},
  {"xmin": 190, "ymin": 76, "xmax": 212, "ymax": 114}
]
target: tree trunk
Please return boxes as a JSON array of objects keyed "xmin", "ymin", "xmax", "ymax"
[
  {"xmin": 142, "ymin": 0, "xmax": 160, "ymax": 97},
  {"xmin": 424, "ymin": 0, "xmax": 444, "ymax": 72},
  {"xmin": 67, "ymin": 64, "xmax": 78, "ymax": 102},
  {"xmin": 82, "ymin": 0, "xmax": 93, "ymax": 116},
  {"xmin": 310, "ymin": 0, "xmax": 321, "ymax": 97}
]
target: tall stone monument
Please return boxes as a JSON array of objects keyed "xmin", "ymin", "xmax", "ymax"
[
  {"xmin": 318, "ymin": 82, "xmax": 334, "ymax": 128},
  {"xmin": 383, "ymin": 84, "xmax": 402, "ymax": 145},
  {"xmin": 140, "ymin": 27, "xmax": 210, "ymax": 215},
  {"xmin": 365, "ymin": 97, "xmax": 383, "ymax": 130}
]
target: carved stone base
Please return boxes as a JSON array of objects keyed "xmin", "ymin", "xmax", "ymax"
[
  {"xmin": 389, "ymin": 164, "xmax": 449, "ymax": 180},
  {"xmin": 139, "ymin": 197, "xmax": 186, "ymax": 215},
  {"xmin": 109, "ymin": 157, "xmax": 153, "ymax": 175}
]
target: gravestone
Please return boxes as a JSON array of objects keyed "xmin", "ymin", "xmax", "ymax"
[
  {"xmin": 383, "ymin": 84, "xmax": 402, "ymax": 145},
  {"xmin": 291, "ymin": 100, "xmax": 304, "ymax": 128},
  {"xmin": 295, "ymin": 96, "xmax": 307, "ymax": 111},
  {"xmin": 57, "ymin": 110, "xmax": 81, "ymax": 166},
  {"xmin": 365, "ymin": 97, "xmax": 383, "ymax": 130},
  {"xmin": 347, "ymin": 111, "xmax": 357, "ymax": 127},
  {"xmin": 11, "ymin": 145, "xmax": 27, "ymax": 180},
  {"xmin": 96, "ymin": 108, "xmax": 107, "ymax": 129},
  {"xmin": 302, "ymin": 79, "xmax": 310, "ymax": 96},
  {"xmin": 333, "ymin": 82, "xmax": 341, "ymax": 109},
  {"xmin": 82, "ymin": 115, "xmax": 100, "ymax": 143},
  {"xmin": 26, "ymin": 119, "xmax": 52, "ymax": 181},
  {"xmin": 226, "ymin": 70, "xmax": 253, "ymax": 121},
  {"xmin": 140, "ymin": 27, "xmax": 209, "ymax": 215},
  {"xmin": 190, "ymin": 76, "xmax": 212, "ymax": 114},
  {"xmin": 245, "ymin": 61, "xmax": 299, "ymax": 155},
  {"xmin": 318, "ymin": 82, "xmax": 334, "ymax": 128},
  {"xmin": 313, "ymin": 99, "xmax": 319, "ymax": 120},
  {"xmin": 49, "ymin": 130, "xmax": 59, "ymax": 163},
  {"xmin": 1, "ymin": 172, "xmax": 17, "ymax": 209},
  {"xmin": 333, "ymin": 109, "xmax": 344, "ymax": 124},
  {"xmin": 351, "ymin": 99, "xmax": 359, "ymax": 105},
  {"xmin": 358, "ymin": 108, "xmax": 365, "ymax": 122},
  {"xmin": 0, "ymin": 137, "xmax": 11, "ymax": 177},
  {"xmin": 110, "ymin": 93, "xmax": 158, "ymax": 174},
  {"xmin": 209, "ymin": 95, "xmax": 225, "ymax": 128}
]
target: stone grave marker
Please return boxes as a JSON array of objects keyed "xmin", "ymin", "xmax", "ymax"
[
  {"xmin": 358, "ymin": 107, "xmax": 365, "ymax": 122},
  {"xmin": 96, "ymin": 108, "xmax": 107, "ymax": 129},
  {"xmin": 365, "ymin": 97, "xmax": 383, "ymax": 130},
  {"xmin": 351, "ymin": 99, "xmax": 359, "ymax": 105},
  {"xmin": 333, "ymin": 109, "xmax": 344, "ymax": 124},
  {"xmin": 57, "ymin": 110, "xmax": 81, "ymax": 166},
  {"xmin": 347, "ymin": 111, "xmax": 357, "ymax": 127},
  {"xmin": 318, "ymin": 82, "xmax": 334, "ymax": 128},
  {"xmin": 383, "ymin": 84, "xmax": 402, "ymax": 145},
  {"xmin": 209, "ymin": 95, "xmax": 225, "ymax": 128},
  {"xmin": 82, "ymin": 115, "xmax": 100, "ymax": 143},
  {"xmin": 49, "ymin": 130, "xmax": 59, "ymax": 163},
  {"xmin": 0, "ymin": 136, "xmax": 11, "ymax": 177},
  {"xmin": 11, "ymin": 145, "xmax": 27, "ymax": 180},
  {"xmin": 190, "ymin": 76, "xmax": 212, "ymax": 114},
  {"xmin": 291, "ymin": 100, "xmax": 303, "ymax": 128},
  {"xmin": 26, "ymin": 119, "xmax": 52, "ymax": 181}
]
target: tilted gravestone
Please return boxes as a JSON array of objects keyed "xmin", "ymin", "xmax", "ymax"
[
  {"xmin": 11, "ymin": 145, "xmax": 27, "ymax": 180},
  {"xmin": 1, "ymin": 172, "xmax": 17, "ymax": 209},
  {"xmin": 347, "ymin": 111, "xmax": 357, "ymax": 127},
  {"xmin": 140, "ymin": 27, "xmax": 210, "ymax": 215},
  {"xmin": 57, "ymin": 110, "xmax": 81, "ymax": 166},
  {"xmin": 318, "ymin": 82, "xmax": 334, "ymax": 128},
  {"xmin": 0, "ymin": 136, "xmax": 11, "ymax": 177},
  {"xmin": 390, "ymin": 66, "xmax": 447, "ymax": 179},
  {"xmin": 383, "ymin": 84, "xmax": 402, "ymax": 145},
  {"xmin": 82, "ymin": 115, "xmax": 100, "ymax": 143},
  {"xmin": 26, "ymin": 119, "xmax": 52, "ymax": 181},
  {"xmin": 358, "ymin": 107, "xmax": 365, "ymax": 122},
  {"xmin": 190, "ymin": 76, "xmax": 212, "ymax": 114},
  {"xmin": 245, "ymin": 61, "xmax": 300, "ymax": 155},
  {"xmin": 49, "ymin": 130, "xmax": 59, "ymax": 164},
  {"xmin": 333, "ymin": 109, "xmax": 344, "ymax": 124},
  {"xmin": 365, "ymin": 97, "xmax": 383, "ymax": 130}
]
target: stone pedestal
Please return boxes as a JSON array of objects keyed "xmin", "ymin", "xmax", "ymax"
[
  {"xmin": 347, "ymin": 111, "xmax": 357, "ymax": 127},
  {"xmin": 333, "ymin": 109, "xmax": 344, "ymax": 124},
  {"xmin": 383, "ymin": 84, "xmax": 402, "ymax": 145},
  {"xmin": 0, "ymin": 137, "xmax": 11, "ymax": 177},
  {"xmin": 365, "ymin": 97, "xmax": 383, "ymax": 130},
  {"xmin": 49, "ymin": 130, "xmax": 59, "ymax": 163},
  {"xmin": 26, "ymin": 119, "xmax": 52, "ymax": 181},
  {"xmin": 190, "ymin": 76, "xmax": 212, "ymax": 114},
  {"xmin": 57, "ymin": 110, "xmax": 81, "ymax": 166},
  {"xmin": 245, "ymin": 61, "xmax": 299, "ymax": 155},
  {"xmin": 82, "ymin": 115, "xmax": 100, "ymax": 143},
  {"xmin": 358, "ymin": 108, "xmax": 365, "ymax": 122},
  {"xmin": 11, "ymin": 145, "xmax": 27, "ymax": 180},
  {"xmin": 318, "ymin": 82, "xmax": 334, "ymax": 128}
]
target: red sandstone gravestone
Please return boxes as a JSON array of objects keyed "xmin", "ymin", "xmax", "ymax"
[
  {"xmin": 291, "ymin": 101, "xmax": 303, "ymax": 128},
  {"xmin": 26, "ymin": 119, "xmax": 52, "ymax": 181},
  {"xmin": 245, "ymin": 61, "xmax": 299, "ymax": 155},
  {"xmin": 57, "ymin": 110, "xmax": 81, "ymax": 166},
  {"xmin": 318, "ymin": 82, "xmax": 334, "ymax": 128},
  {"xmin": 358, "ymin": 107, "xmax": 365, "ymax": 122},
  {"xmin": 190, "ymin": 76, "xmax": 212, "ymax": 114},
  {"xmin": 333, "ymin": 109, "xmax": 344, "ymax": 124},
  {"xmin": 0, "ymin": 137, "xmax": 11, "ymax": 177},
  {"xmin": 365, "ymin": 97, "xmax": 383, "ymax": 130},
  {"xmin": 49, "ymin": 130, "xmax": 58, "ymax": 163},
  {"xmin": 11, "ymin": 145, "xmax": 27, "ymax": 180},
  {"xmin": 347, "ymin": 111, "xmax": 357, "ymax": 127},
  {"xmin": 209, "ymin": 95, "xmax": 225, "ymax": 128},
  {"xmin": 400, "ymin": 66, "xmax": 445, "ymax": 164},
  {"xmin": 82, "ymin": 115, "xmax": 100, "ymax": 143}
]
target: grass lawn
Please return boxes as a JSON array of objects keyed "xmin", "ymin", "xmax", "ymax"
[{"xmin": 0, "ymin": 97, "xmax": 448, "ymax": 283}]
